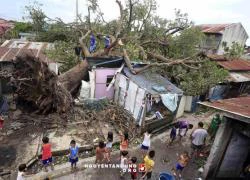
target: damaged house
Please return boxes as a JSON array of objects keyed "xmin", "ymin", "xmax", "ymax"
[
  {"xmin": 199, "ymin": 96, "xmax": 250, "ymax": 179},
  {"xmin": 207, "ymin": 54, "xmax": 250, "ymax": 100},
  {"xmin": 114, "ymin": 66, "xmax": 183, "ymax": 132},
  {"xmin": 78, "ymin": 56, "xmax": 124, "ymax": 100}
]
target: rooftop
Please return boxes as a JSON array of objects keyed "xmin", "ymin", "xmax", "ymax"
[
  {"xmin": 198, "ymin": 24, "xmax": 232, "ymax": 34},
  {"xmin": 206, "ymin": 54, "xmax": 250, "ymax": 71},
  {"xmin": 123, "ymin": 67, "xmax": 183, "ymax": 95},
  {"xmin": 217, "ymin": 60, "xmax": 250, "ymax": 71},
  {"xmin": 0, "ymin": 40, "xmax": 54, "ymax": 63},
  {"xmin": 199, "ymin": 96, "xmax": 250, "ymax": 120}
]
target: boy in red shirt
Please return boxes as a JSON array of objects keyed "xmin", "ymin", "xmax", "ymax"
[{"xmin": 41, "ymin": 137, "xmax": 54, "ymax": 172}]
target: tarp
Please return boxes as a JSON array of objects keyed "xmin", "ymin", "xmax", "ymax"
[{"xmin": 160, "ymin": 93, "xmax": 178, "ymax": 112}]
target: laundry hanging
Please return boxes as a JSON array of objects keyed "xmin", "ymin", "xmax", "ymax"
[{"xmin": 160, "ymin": 93, "xmax": 178, "ymax": 112}]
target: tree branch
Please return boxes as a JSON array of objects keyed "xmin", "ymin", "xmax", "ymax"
[
  {"xmin": 115, "ymin": 0, "xmax": 124, "ymax": 38},
  {"xmin": 123, "ymin": 49, "xmax": 136, "ymax": 74},
  {"xmin": 79, "ymin": 30, "xmax": 91, "ymax": 57}
]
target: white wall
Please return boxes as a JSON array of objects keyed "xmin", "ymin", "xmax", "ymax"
[{"xmin": 217, "ymin": 23, "xmax": 248, "ymax": 55}]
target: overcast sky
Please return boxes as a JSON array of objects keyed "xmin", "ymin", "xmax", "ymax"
[{"xmin": 0, "ymin": 0, "xmax": 249, "ymax": 44}]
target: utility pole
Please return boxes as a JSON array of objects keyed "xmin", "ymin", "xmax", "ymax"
[{"xmin": 76, "ymin": 0, "xmax": 79, "ymax": 23}]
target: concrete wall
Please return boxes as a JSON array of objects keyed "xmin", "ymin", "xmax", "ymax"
[
  {"xmin": 94, "ymin": 68, "xmax": 118, "ymax": 99},
  {"xmin": 203, "ymin": 117, "xmax": 233, "ymax": 179},
  {"xmin": 176, "ymin": 96, "xmax": 186, "ymax": 118},
  {"xmin": 217, "ymin": 23, "xmax": 248, "ymax": 55}
]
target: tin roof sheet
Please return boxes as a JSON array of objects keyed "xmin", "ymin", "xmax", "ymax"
[
  {"xmin": 228, "ymin": 72, "xmax": 250, "ymax": 82},
  {"xmin": 217, "ymin": 60, "xmax": 250, "ymax": 71},
  {"xmin": 198, "ymin": 24, "xmax": 232, "ymax": 34},
  {"xmin": 123, "ymin": 67, "xmax": 183, "ymax": 95},
  {"xmin": 199, "ymin": 96, "xmax": 250, "ymax": 119}
]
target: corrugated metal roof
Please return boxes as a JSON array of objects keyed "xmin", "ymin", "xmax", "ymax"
[
  {"xmin": 0, "ymin": 40, "xmax": 54, "ymax": 63},
  {"xmin": 198, "ymin": 24, "xmax": 232, "ymax": 34},
  {"xmin": 1, "ymin": 40, "xmax": 52, "ymax": 50},
  {"xmin": 228, "ymin": 72, "xmax": 250, "ymax": 82},
  {"xmin": 217, "ymin": 60, "xmax": 250, "ymax": 71},
  {"xmin": 206, "ymin": 54, "xmax": 250, "ymax": 71},
  {"xmin": 199, "ymin": 96, "xmax": 250, "ymax": 119},
  {"xmin": 123, "ymin": 67, "xmax": 183, "ymax": 95}
]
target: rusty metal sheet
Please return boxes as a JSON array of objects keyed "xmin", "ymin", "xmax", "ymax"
[{"xmin": 199, "ymin": 96, "xmax": 250, "ymax": 118}]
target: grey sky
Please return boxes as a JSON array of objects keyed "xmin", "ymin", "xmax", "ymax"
[{"xmin": 0, "ymin": 0, "xmax": 249, "ymax": 44}]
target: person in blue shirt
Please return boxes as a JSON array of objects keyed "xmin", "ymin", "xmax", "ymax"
[
  {"xmin": 69, "ymin": 140, "xmax": 79, "ymax": 170},
  {"xmin": 89, "ymin": 33, "xmax": 96, "ymax": 53}
]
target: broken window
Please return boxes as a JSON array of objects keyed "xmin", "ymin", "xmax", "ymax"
[{"xmin": 106, "ymin": 75, "xmax": 114, "ymax": 87}]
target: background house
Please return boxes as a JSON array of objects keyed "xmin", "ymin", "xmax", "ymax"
[
  {"xmin": 199, "ymin": 96, "xmax": 250, "ymax": 179},
  {"xmin": 198, "ymin": 23, "xmax": 248, "ymax": 55},
  {"xmin": 0, "ymin": 18, "xmax": 14, "ymax": 40}
]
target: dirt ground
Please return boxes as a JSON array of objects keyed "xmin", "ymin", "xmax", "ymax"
[
  {"xmin": 23, "ymin": 111, "xmax": 216, "ymax": 180},
  {"xmin": 0, "ymin": 104, "xmax": 136, "ymax": 174}
]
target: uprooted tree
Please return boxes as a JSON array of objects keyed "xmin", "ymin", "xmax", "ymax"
[{"xmin": 2, "ymin": 0, "xmax": 228, "ymax": 114}]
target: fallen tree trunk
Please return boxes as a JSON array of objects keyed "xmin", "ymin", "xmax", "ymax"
[{"xmin": 58, "ymin": 60, "xmax": 89, "ymax": 94}]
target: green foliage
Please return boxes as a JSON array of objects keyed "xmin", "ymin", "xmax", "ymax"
[
  {"xmin": 180, "ymin": 60, "xmax": 228, "ymax": 96},
  {"xmin": 23, "ymin": 0, "xmax": 228, "ymax": 97},
  {"xmin": 45, "ymin": 41, "xmax": 79, "ymax": 73},
  {"xmin": 167, "ymin": 27, "xmax": 205, "ymax": 58},
  {"xmin": 224, "ymin": 41, "xmax": 244, "ymax": 59},
  {"xmin": 3, "ymin": 22, "xmax": 33, "ymax": 39},
  {"xmin": 24, "ymin": 1, "xmax": 47, "ymax": 33}
]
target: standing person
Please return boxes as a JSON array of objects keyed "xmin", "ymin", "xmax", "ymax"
[
  {"xmin": 141, "ymin": 150, "xmax": 155, "ymax": 179},
  {"xmin": 17, "ymin": 164, "xmax": 27, "ymax": 180},
  {"xmin": 172, "ymin": 151, "xmax": 190, "ymax": 179},
  {"xmin": 191, "ymin": 122, "xmax": 208, "ymax": 159},
  {"xmin": 119, "ymin": 131, "xmax": 129, "ymax": 155},
  {"xmin": 41, "ymin": 137, "xmax": 54, "ymax": 172},
  {"xmin": 141, "ymin": 130, "xmax": 151, "ymax": 157},
  {"xmin": 106, "ymin": 131, "xmax": 113, "ymax": 163},
  {"xmin": 177, "ymin": 120, "xmax": 193, "ymax": 141},
  {"xmin": 120, "ymin": 150, "xmax": 129, "ymax": 179},
  {"xmin": 95, "ymin": 141, "xmax": 107, "ymax": 163},
  {"xmin": 129, "ymin": 157, "xmax": 138, "ymax": 180},
  {"xmin": 69, "ymin": 140, "xmax": 79, "ymax": 170},
  {"xmin": 169, "ymin": 124, "xmax": 179, "ymax": 145}
]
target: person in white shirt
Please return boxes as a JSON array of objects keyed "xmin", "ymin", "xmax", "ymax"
[
  {"xmin": 191, "ymin": 122, "xmax": 208, "ymax": 158},
  {"xmin": 141, "ymin": 130, "xmax": 151, "ymax": 157},
  {"xmin": 17, "ymin": 164, "xmax": 27, "ymax": 180}
]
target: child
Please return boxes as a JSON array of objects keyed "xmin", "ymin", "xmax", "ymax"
[
  {"xmin": 129, "ymin": 157, "xmax": 137, "ymax": 180},
  {"xmin": 120, "ymin": 150, "xmax": 129, "ymax": 178},
  {"xmin": 17, "ymin": 164, "xmax": 27, "ymax": 180},
  {"xmin": 173, "ymin": 151, "xmax": 190, "ymax": 179},
  {"xmin": 69, "ymin": 140, "xmax": 79, "ymax": 170},
  {"xmin": 142, "ymin": 150, "xmax": 155, "ymax": 179},
  {"xmin": 106, "ymin": 131, "xmax": 113, "ymax": 162},
  {"xmin": 95, "ymin": 141, "xmax": 107, "ymax": 163},
  {"xmin": 119, "ymin": 131, "xmax": 129, "ymax": 155},
  {"xmin": 41, "ymin": 137, "xmax": 54, "ymax": 172},
  {"xmin": 141, "ymin": 130, "xmax": 151, "ymax": 157},
  {"xmin": 169, "ymin": 124, "xmax": 178, "ymax": 145}
]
